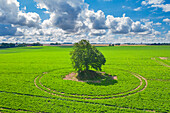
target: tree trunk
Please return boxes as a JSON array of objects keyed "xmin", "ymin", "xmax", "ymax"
[{"xmin": 85, "ymin": 65, "xmax": 89, "ymax": 72}]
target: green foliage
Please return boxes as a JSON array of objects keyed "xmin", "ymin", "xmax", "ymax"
[
  {"xmin": 0, "ymin": 43, "xmax": 15, "ymax": 48},
  {"xmin": 40, "ymin": 69, "xmax": 139, "ymax": 96},
  {"xmin": 50, "ymin": 42, "xmax": 61, "ymax": 45},
  {"xmin": 70, "ymin": 40, "xmax": 106, "ymax": 72},
  {"xmin": 0, "ymin": 46, "xmax": 170, "ymax": 112}
]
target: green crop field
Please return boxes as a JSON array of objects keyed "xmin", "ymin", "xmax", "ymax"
[{"xmin": 0, "ymin": 46, "xmax": 169, "ymax": 113}]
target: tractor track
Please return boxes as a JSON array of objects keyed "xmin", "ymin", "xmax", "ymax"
[
  {"xmin": 152, "ymin": 57, "xmax": 170, "ymax": 67},
  {"xmin": 0, "ymin": 68, "xmax": 155, "ymax": 112},
  {"xmin": 35, "ymin": 69, "xmax": 147, "ymax": 99}
]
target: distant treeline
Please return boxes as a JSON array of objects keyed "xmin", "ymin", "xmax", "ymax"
[
  {"xmin": 0, "ymin": 42, "xmax": 169, "ymax": 48},
  {"xmin": 145, "ymin": 43, "xmax": 170, "ymax": 45},
  {"xmin": 123, "ymin": 43, "xmax": 170, "ymax": 45},
  {"xmin": 50, "ymin": 42, "xmax": 61, "ymax": 45},
  {"xmin": 0, "ymin": 42, "xmax": 43, "ymax": 48},
  {"xmin": 109, "ymin": 43, "xmax": 170, "ymax": 46}
]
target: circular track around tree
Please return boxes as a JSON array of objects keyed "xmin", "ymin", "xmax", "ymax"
[{"xmin": 34, "ymin": 68, "xmax": 147, "ymax": 99}]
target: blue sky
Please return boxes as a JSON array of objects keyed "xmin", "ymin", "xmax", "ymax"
[
  {"xmin": 0, "ymin": 0, "xmax": 169, "ymax": 43},
  {"xmin": 87, "ymin": 0, "xmax": 170, "ymax": 30}
]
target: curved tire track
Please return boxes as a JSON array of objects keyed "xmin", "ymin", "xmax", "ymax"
[
  {"xmin": 152, "ymin": 57, "xmax": 170, "ymax": 67},
  {"xmin": 34, "ymin": 69, "xmax": 148, "ymax": 99},
  {"xmin": 33, "ymin": 69, "xmax": 154, "ymax": 112},
  {"xmin": 0, "ymin": 68, "xmax": 152, "ymax": 112}
]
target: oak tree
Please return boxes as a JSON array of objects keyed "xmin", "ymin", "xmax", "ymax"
[{"xmin": 70, "ymin": 40, "xmax": 106, "ymax": 74}]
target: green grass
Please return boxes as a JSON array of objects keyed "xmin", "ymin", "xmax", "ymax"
[
  {"xmin": 40, "ymin": 69, "xmax": 140, "ymax": 96},
  {"xmin": 0, "ymin": 46, "xmax": 169, "ymax": 112}
]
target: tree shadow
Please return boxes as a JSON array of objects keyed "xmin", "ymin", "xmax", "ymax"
[
  {"xmin": 86, "ymin": 74, "xmax": 118, "ymax": 86},
  {"xmin": 77, "ymin": 70, "xmax": 118, "ymax": 86}
]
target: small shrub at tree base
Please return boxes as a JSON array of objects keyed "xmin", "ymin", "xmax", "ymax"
[{"xmin": 70, "ymin": 39, "xmax": 106, "ymax": 79}]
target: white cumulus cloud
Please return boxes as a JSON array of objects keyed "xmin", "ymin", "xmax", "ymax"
[
  {"xmin": 0, "ymin": 0, "xmax": 41, "ymax": 28},
  {"xmin": 131, "ymin": 21, "xmax": 150, "ymax": 33},
  {"xmin": 89, "ymin": 29, "xmax": 106, "ymax": 36},
  {"xmin": 34, "ymin": 0, "xmax": 152, "ymax": 36},
  {"xmin": 82, "ymin": 10, "xmax": 107, "ymax": 29},
  {"xmin": 141, "ymin": 0, "xmax": 165, "ymax": 5},
  {"xmin": 163, "ymin": 18, "xmax": 170, "ymax": 24},
  {"xmin": 34, "ymin": 0, "xmax": 85, "ymax": 32},
  {"xmin": 0, "ymin": 0, "xmax": 161, "ymax": 43},
  {"xmin": 141, "ymin": 0, "xmax": 169, "ymax": 12},
  {"xmin": 106, "ymin": 14, "xmax": 133, "ymax": 34},
  {"xmin": 134, "ymin": 7, "xmax": 142, "ymax": 11},
  {"xmin": 151, "ymin": 4, "xmax": 170, "ymax": 12},
  {"xmin": 153, "ymin": 22, "xmax": 162, "ymax": 26}
]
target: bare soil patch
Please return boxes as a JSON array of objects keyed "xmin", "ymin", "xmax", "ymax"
[{"xmin": 159, "ymin": 57, "xmax": 168, "ymax": 60}]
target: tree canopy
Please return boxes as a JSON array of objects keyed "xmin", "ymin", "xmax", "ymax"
[{"xmin": 70, "ymin": 40, "xmax": 106, "ymax": 73}]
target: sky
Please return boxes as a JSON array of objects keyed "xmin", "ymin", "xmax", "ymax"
[{"xmin": 0, "ymin": 0, "xmax": 170, "ymax": 43}]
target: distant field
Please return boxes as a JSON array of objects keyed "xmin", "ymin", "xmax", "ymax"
[{"xmin": 0, "ymin": 46, "xmax": 169, "ymax": 112}]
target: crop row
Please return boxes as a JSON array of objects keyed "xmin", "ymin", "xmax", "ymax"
[{"xmin": 0, "ymin": 46, "xmax": 169, "ymax": 112}]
